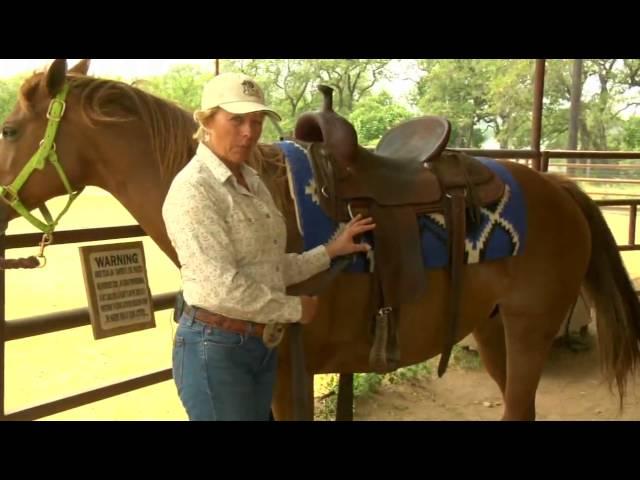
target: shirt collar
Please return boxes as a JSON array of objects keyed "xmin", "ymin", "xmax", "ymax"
[{"xmin": 196, "ymin": 142, "xmax": 260, "ymax": 191}]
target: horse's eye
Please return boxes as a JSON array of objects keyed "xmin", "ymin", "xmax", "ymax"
[{"xmin": 1, "ymin": 126, "xmax": 17, "ymax": 140}]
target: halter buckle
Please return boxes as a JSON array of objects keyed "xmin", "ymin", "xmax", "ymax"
[
  {"xmin": 46, "ymin": 98, "xmax": 66, "ymax": 121},
  {"xmin": 0, "ymin": 186, "xmax": 18, "ymax": 205}
]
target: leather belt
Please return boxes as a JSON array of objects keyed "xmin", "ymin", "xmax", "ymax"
[{"xmin": 183, "ymin": 304, "xmax": 265, "ymax": 337}]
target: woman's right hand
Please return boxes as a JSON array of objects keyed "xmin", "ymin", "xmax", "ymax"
[{"xmin": 299, "ymin": 296, "xmax": 319, "ymax": 324}]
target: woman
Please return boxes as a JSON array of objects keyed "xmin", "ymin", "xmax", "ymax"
[{"xmin": 162, "ymin": 72, "xmax": 375, "ymax": 420}]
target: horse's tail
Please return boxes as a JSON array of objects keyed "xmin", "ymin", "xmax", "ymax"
[{"xmin": 553, "ymin": 174, "xmax": 640, "ymax": 406}]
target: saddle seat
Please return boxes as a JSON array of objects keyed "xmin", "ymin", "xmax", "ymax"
[{"xmin": 296, "ymin": 88, "xmax": 505, "ymax": 218}]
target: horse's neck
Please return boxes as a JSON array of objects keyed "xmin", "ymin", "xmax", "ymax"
[
  {"xmin": 106, "ymin": 171, "xmax": 179, "ymax": 266},
  {"xmin": 88, "ymin": 125, "xmax": 184, "ymax": 267},
  {"xmin": 117, "ymin": 173, "xmax": 178, "ymax": 265}
]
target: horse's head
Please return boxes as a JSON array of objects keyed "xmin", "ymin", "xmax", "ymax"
[
  {"xmin": 0, "ymin": 58, "xmax": 198, "ymax": 251},
  {"xmin": 0, "ymin": 59, "xmax": 91, "ymax": 236}
]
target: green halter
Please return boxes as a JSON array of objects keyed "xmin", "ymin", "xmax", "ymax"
[{"xmin": 0, "ymin": 82, "xmax": 83, "ymax": 236}]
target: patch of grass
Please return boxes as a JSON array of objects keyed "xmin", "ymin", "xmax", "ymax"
[
  {"xmin": 386, "ymin": 361, "xmax": 433, "ymax": 384},
  {"xmin": 452, "ymin": 345, "xmax": 482, "ymax": 370},
  {"xmin": 315, "ymin": 374, "xmax": 339, "ymax": 420},
  {"xmin": 314, "ymin": 361, "xmax": 434, "ymax": 420},
  {"xmin": 354, "ymin": 371, "xmax": 385, "ymax": 396}
]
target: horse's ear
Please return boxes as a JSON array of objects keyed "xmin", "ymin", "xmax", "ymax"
[
  {"xmin": 44, "ymin": 59, "xmax": 68, "ymax": 97},
  {"xmin": 69, "ymin": 59, "xmax": 90, "ymax": 76}
]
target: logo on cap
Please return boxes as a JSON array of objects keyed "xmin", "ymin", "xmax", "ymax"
[{"xmin": 242, "ymin": 80, "xmax": 260, "ymax": 98}]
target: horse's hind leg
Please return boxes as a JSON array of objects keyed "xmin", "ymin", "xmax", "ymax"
[
  {"xmin": 500, "ymin": 308, "xmax": 564, "ymax": 421},
  {"xmin": 472, "ymin": 308, "xmax": 507, "ymax": 398}
]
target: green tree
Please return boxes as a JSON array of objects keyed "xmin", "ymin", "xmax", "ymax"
[
  {"xmin": 545, "ymin": 59, "xmax": 640, "ymax": 152},
  {"xmin": 411, "ymin": 59, "xmax": 640, "ymax": 154},
  {"xmin": 486, "ymin": 60, "xmax": 536, "ymax": 149},
  {"xmin": 579, "ymin": 59, "xmax": 627, "ymax": 151},
  {"xmin": 536, "ymin": 60, "xmax": 640, "ymax": 179},
  {"xmin": 348, "ymin": 91, "xmax": 413, "ymax": 146},
  {"xmin": 413, "ymin": 59, "xmax": 572, "ymax": 150},
  {"xmin": 619, "ymin": 116, "xmax": 640, "ymax": 150},
  {"xmin": 0, "ymin": 74, "xmax": 29, "ymax": 122},
  {"xmin": 223, "ymin": 59, "xmax": 392, "ymax": 142},
  {"xmin": 135, "ymin": 64, "xmax": 213, "ymax": 111},
  {"xmin": 311, "ymin": 59, "xmax": 391, "ymax": 113},
  {"xmin": 412, "ymin": 60, "xmax": 493, "ymax": 148}
]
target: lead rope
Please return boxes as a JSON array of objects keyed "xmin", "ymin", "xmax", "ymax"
[{"xmin": 0, "ymin": 233, "xmax": 52, "ymax": 270}]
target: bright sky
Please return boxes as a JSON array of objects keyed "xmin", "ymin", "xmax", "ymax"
[
  {"xmin": 0, "ymin": 59, "xmax": 216, "ymax": 80},
  {"xmin": 0, "ymin": 59, "xmax": 420, "ymax": 103}
]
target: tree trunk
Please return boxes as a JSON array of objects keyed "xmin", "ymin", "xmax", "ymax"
[
  {"xmin": 568, "ymin": 59, "xmax": 583, "ymax": 176},
  {"xmin": 467, "ymin": 120, "xmax": 475, "ymax": 148}
]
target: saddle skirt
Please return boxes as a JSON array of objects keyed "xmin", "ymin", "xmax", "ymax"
[{"xmin": 277, "ymin": 140, "xmax": 527, "ymax": 272}]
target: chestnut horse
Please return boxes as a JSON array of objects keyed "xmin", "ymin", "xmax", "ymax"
[{"xmin": 1, "ymin": 59, "xmax": 639, "ymax": 420}]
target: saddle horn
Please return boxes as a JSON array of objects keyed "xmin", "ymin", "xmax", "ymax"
[
  {"xmin": 318, "ymin": 84, "xmax": 334, "ymax": 112},
  {"xmin": 294, "ymin": 85, "xmax": 359, "ymax": 168}
]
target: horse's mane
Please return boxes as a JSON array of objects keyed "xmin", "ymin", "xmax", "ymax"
[
  {"xmin": 249, "ymin": 144, "xmax": 292, "ymax": 214},
  {"xmin": 19, "ymin": 70, "xmax": 292, "ymax": 210},
  {"xmin": 19, "ymin": 71, "xmax": 197, "ymax": 180}
]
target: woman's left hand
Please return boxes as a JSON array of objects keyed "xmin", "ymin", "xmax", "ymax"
[{"xmin": 325, "ymin": 214, "xmax": 376, "ymax": 259}]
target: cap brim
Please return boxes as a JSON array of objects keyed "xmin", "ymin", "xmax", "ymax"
[{"xmin": 219, "ymin": 101, "xmax": 282, "ymax": 122}]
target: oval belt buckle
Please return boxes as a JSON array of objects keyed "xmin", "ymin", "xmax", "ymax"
[{"xmin": 262, "ymin": 323, "xmax": 285, "ymax": 348}]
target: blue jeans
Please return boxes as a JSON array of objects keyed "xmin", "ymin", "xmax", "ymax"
[{"xmin": 172, "ymin": 310, "xmax": 278, "ymax": 421}]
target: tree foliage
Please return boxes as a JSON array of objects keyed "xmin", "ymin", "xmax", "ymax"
[
  {"xmin": 2, "ymin": 59, "xmax": 638, "ymax": 159},
  {"xmin": 349, "ymin": 91, "xmax": 413, "ymax": 146}
]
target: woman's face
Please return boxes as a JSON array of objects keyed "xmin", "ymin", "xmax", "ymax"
[{"xmin": 204, "ymin": 108, "xmax": 265, "ymax": 167}]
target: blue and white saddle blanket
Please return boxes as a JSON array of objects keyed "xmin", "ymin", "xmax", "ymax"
[{"xmin": 276, "ymin": 140, "xmax": 527, "ymax": 273}]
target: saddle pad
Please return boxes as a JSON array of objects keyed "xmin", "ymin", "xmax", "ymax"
[{"xmin": 277, "ymin": 140, "xmax": 526, "ymax": 272}]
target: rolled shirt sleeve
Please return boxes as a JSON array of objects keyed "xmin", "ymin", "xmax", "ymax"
[{"xmin": 282, "ymin": 245, "xmax": 331, "ymax": 287}]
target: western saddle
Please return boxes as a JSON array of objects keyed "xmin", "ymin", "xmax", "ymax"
[{"xmin": 294, "ymin": 85, "xmax": 505, "ymax": 375}]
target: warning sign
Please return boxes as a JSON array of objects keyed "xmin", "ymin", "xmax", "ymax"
[{"xmin": 79, "ymin": 241, "xmax": 156, "ymax": 339}]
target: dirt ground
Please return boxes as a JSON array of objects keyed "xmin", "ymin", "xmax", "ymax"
[{"xmin": 353, "ymin": 326, "xmax": 640, "ymax": 421}]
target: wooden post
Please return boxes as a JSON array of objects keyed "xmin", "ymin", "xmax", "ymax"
[{"xmin": 531, "ymin": 60, "xmax": 546, "ymax": 171}]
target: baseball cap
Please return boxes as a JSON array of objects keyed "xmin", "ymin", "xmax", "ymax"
[{"xmin": 194, "ymin": 72, "xmax": 281, "ymax": 122}]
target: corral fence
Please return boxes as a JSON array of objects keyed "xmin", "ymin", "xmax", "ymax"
[{"xmin": 1, "ymin": 60, "xmax": 638, "ymax": 420}]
